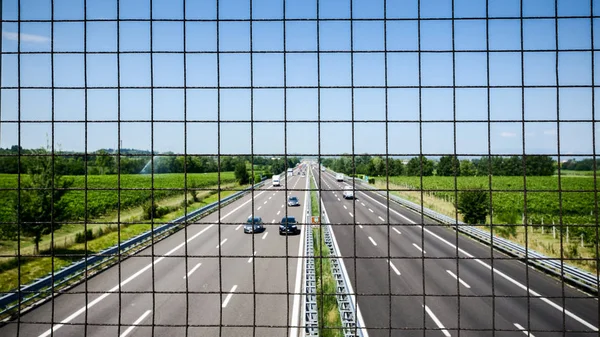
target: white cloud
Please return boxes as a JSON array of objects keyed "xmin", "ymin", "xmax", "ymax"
[
  {"xmin": 543, "ymin": 129, "xmax": 557, "ymax": 136},
  {"xmin": 500, "ymin": 131, "xmax": 517, "ymax": 138},
  {"xmin": 2, "ymin": 31, "xmax": 49, "ymax": 43}
]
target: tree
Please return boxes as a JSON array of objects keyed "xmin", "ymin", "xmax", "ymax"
[
  {"xmin": 234, "ymin": 161, "xmax": 250, "ymax": 184},
  {"xmin": 95, "ymin": 150, "xmax": 115, "ymax": 174},
  {"xmin": 456, "ymin": 188, "xmax": 489, "ymax": 224},
  {"xmin": 406, "ymin": 156, "xmax": 434, "ymax": 176},
  {"xmin": 18, "ymin": 150, "xmax": 74, "ymax": 254},
  {"xmin": 437, "ymin": 156, "xmax": 461, "ymax": 176},
  {"xmin": 525, "ymin": 155, "xmax": 555, "ymax": 176},
  {"xmin": 460, "ymin": 160, "xmax": 476, "ymax": 176}
]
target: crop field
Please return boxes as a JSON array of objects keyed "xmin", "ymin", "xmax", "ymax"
[
  {"xmin": 379, "ymin": 176, "xmax": 595, "ymax": 224},
  {"xmin": 0, "ymin": 172, "xmax": 236, "ymax": 223}
]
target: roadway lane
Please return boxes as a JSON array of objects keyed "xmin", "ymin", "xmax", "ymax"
[
  {"xmin": 0, "ymin": 168, "xmax": 309, "ymax": 337},
  {"xmin": 312, "ymin": 165, "xmax": 599, "ymax": 337}
]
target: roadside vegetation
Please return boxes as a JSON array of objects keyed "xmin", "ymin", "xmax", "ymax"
[{"xmin": 313, "ymin": 228, "xmax": 343, "ymax": 337}]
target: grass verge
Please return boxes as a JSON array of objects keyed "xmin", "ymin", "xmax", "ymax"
[
  {"xmin": 313, "ymin": 228, "xmax": 343, "ymax": 337},
  {"xmin": 0, "ymin": 185, "xmax": 245, "ymax": 292},
  {"xmin": 310, "ymin": 174, "xmax": 319, "ymax": 217},
  {"xmin": 373, "ymin": 180, "xmax": 599, "ymax": 274}
]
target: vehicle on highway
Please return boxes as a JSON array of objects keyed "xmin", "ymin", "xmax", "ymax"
[
  {"xmin": 272, "ymin": 175, "xmax": 280, "ymax": 186},
  {"xmin": 287, "ymin": 168, "xmax": 293, "ymax": 176},
  {"xmin": 279, "ymin": 216, "xmax": 299, "ymax": 235},
  {"xmin": 287, "ymin": 196, "xmax": 300, "ymax": 206},
  {"xmin": 335, "ymin": 173, "xmax": 344, "ymax": 182},
  {"xmin": 244, "ymin": 216, "xmax": 265, "ymax": 233},
  {"xmin": 342, "ymin": 186, "xmax": 354, "ymax": 199},
  {"xmin": 321, "ymin": 167, "xmax": 326, "ymax": 172}
]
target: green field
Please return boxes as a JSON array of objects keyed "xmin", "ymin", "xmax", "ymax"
[
  {"xmin": 378, "ymin": 176, "xmax": 596, "ymax": 226},
  {"xmin": 0, "ymin": 172, "xmax": 237, "ymax": 222}
]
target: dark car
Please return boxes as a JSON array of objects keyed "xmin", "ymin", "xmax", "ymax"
[
  {"xmin": 287, "ymin": 196, "xmax": 300, "ymax": 207},
  {"xmin": 244, "ymin": 216, "xmax": 265, "ymax": 234},
  {"xmin": 279, "ymin": 216, "xmax": 299, "ymax": 235}
]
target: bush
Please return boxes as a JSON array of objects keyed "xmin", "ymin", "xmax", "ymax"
[
  {"xmin": 143, "ymin": 200, "xmax": 159, "ymax": 220},
  {"xmin": 75, "ymin": 229, "xmax": 94, "ymax": 243},
  {"xmin": 456, "ymin": 188, "xmax": 489, "ymax": 224},
  {"xmin": 368, "ymin": 178, "xmax": 375, "ymax": 184}
]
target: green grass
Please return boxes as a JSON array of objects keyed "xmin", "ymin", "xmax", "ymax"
[
  {"xmin": 312, "ymin": 228, "xmax": 343, "ymax": 337},
  {"xmin": 558, "ymin": 170, "xmax": 596, "ymax": 176},
  {"xmin": 310, "ymin": 174, "xmax": 320, "ymax": 217},
  {"xmin": 0, "ymin": 187, "xmax": 243, "ymax": 292}
]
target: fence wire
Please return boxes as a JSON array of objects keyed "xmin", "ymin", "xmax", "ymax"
[{"xmin": 0, "ymin": 0, "xmax": 599, "ymax": 337}]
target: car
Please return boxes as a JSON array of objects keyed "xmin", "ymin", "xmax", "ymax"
[
  {"xmin": 244, "ymin": 216, "xmax": 265, "ymax": 233},
  {"xmin": 335, "ymin": 173, "xmax": 344, "ymax": 182},
  {"xmin": 287, "ymin": 196, "xmax": 300, "ymax": 206},
  {"xmin": 342, "ymin": 186, "xmax": 354, "ymax": 199},
  {"xmin": 279, "ymin": 216, "xmax": 299, "ymax": 235}
]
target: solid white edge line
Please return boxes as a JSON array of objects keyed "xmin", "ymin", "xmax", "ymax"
[
  {"xmin": 324, "ymin": 196, "xmax": 370, "ymax": 337},
  {"xmin": 446, "ymin": 270, "xmax": 471, "ymax": 289},
  {"xmin": 183, "ymin": 263, "xmax": 202, "ymax": 279},
  {"xmin": 221, "ymin": 285, "xmax": 238, "ymax": 308},
  {"xmin": 368, "ymin": 236, "xmax": 377, "ymax": 246},
  {"xmin": 392, "ymin": 228, "xmax": 401, "ymax": 235},
  {"xmin": 289, "ymin": 171, "xmax": 308, "ymax": 337},
  {"xmin": 514, "ymin": 323, "xmax": 536, "ymax": 336},
  {"xmin": 360, "ymin": 188, "xmax": 600, "ymax": 331},
  {"xmin": 424, "ymin": 305, "xmax": 451, "ymax": 337},
  {"xmin": 388, "ymin": 260, "xmax": 401, "ymax": 276},
  {"xmin": 262, "ymin": 232, "xmax": 268, "ymax": 240},
  {"xmin": 119, "ymin": 309, "xmax": 152, "ymax": 337}
]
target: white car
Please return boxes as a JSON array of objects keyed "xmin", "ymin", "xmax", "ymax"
[
  {"xmin": 342, "ymin": 186, "xmax": 354, "ymax": 199},
  {"xmin": 335, "ymin": 173, "xmax": 344, "ymax": 182}
]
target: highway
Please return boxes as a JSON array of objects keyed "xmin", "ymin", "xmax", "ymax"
[
  {"xmin": 311, "ymin": 164, "xmax": 599, "ymax": 337},
  {"xmin": 0, "ymin": 168, "xmax": 309, "ymax": 337}
]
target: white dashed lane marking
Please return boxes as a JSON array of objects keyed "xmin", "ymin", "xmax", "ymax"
[
  {"xmin": 393, "ymin": 228, "xmax": 401, "ymax": 235},
  {"xmin": 368, "ymin": 236, "xmax": 377, "ymax": 246}
]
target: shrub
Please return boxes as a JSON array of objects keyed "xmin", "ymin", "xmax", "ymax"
[
  {"xmin": 75, "ymin": 229, "xmax": 94, "ymax": 243},
  {"xmin": 456, "ymin": 188, "xmax": 489, "ymax": 224},
  {"xmin": 368, "ymin": 178, "xmax": 375, "ymax": 184},
  {"xmin": 143, "ymin": 200, "xmax": 159, "ymax": 220}
]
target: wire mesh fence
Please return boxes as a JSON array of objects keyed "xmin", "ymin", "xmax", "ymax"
[{"xmin": 0, "ymin": 0, "xmax": 599, "ymax": 336}]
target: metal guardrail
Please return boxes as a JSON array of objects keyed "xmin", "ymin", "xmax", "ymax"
[
  {"xmin": 322, "ymin": 223, "xmax": 360, "ymax": 337},
  {"xmin": 312, "ymin": 166, "xmax": 363, "ymax": 337},
  {"xmin": 0, "ymin": 180, "xmax": 267, "ymax": 314},
  {"xmin": 342, "ymin": 175, "xmax": 599, "ymax": 293}
]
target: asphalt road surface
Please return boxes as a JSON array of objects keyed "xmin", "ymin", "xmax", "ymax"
[
  {"xmin": 311, "ymin": 164, "xmax": 599, "ymax": 337},
  {"xmin": 1, "ymin": 167, "xmax": 309, "ymax": 337}
]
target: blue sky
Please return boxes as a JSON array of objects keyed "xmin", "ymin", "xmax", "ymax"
[{"xmin": 0, "ymin": 0, "xmax": 598, "ymax": 157}]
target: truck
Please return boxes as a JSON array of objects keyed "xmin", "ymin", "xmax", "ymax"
[
  {"xmin": 272, "ymin": 175, "xmax": 281, "ymax": 186},
  {"xmin": 287, "ymin": 168, "xmax": 293, "ymax": 176}
]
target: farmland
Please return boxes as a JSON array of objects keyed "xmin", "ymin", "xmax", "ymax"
[
  {"xmin": 376, "ymin": 176, "xmax": 597, "ymax": 226},
  {"xmin": 0, "ymin": 172, "xmax": 237, "ymax": 223}
]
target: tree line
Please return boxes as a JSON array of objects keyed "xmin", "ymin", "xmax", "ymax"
[
  {"xmin": 0, "ymin": 146, "xmax": 300, "ymax": 176},
  {"xmin": 561, "ymin": 158, "xmax": 600, "ymax": 171},
  {"xmin": 321, "ymin": 155, "xmax": 556, "ymax": 177}
]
